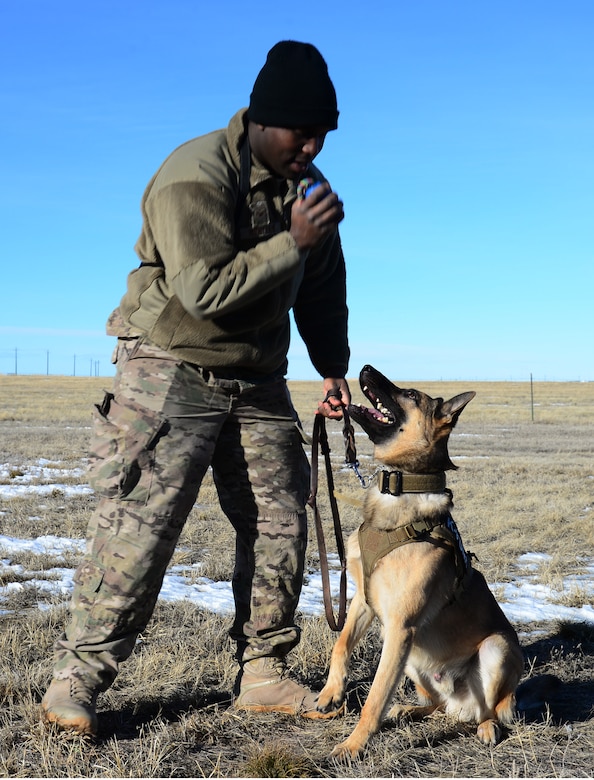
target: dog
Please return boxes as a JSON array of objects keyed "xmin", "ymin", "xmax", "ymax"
[{"xmin": 316, "ymin": 365, "xmax": 524, "ymax": 759}]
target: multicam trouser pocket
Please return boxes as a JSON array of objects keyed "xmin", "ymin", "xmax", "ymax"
[{"xmin": 87, "ymin": 391, "xmax": 169, "ymax": 502}]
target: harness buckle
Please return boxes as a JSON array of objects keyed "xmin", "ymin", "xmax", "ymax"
[{"xmin": 404, "ymin": 523, "xmax": 419, "ymax": 540}]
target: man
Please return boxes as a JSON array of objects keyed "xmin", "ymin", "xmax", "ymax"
[{"xmin": 42, "ymin": 40, "xmax": 350, "ymax": 735}]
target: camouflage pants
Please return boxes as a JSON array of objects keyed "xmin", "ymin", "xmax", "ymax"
[{"xmin": 53, "ymin": 339, "xmax": 311, "ymax": 691}]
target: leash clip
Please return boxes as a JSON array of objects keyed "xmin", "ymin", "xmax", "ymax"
[
  {"xmin": 347, "ymin": 460, "xmax": 370, "ymax": 488},
  {"xmin": 348, "ymin": 460, "xmax": 365, "ymax": 487},
  {"xmin": 347, "ymin": 459, "xmax": 383, "ymax": 490}
]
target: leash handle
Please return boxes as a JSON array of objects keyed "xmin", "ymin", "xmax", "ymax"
[
  {"xmin": 308, "ymin": 413, "xmax": 348, "ymax": 632},
  {"xmin": 321, "ymin": 387, "xmax": 357, "ymax": 467}
]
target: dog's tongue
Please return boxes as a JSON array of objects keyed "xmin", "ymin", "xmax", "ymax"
[{"xmin": 355, "ymin": 404, "xmax": 385, "ymax": 421}]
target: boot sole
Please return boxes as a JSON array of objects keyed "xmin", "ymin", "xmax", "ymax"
[
  {"xmin": 41, "ymin": 707, "xmax": 98, "ymax": 737},
  {"xmin": 234, "ymin": 701, "xmax": 346, "ymax": 719}
]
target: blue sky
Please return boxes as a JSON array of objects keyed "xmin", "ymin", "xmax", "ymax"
[{"xmin": 2, "ymin": 0, "xmax": 592, "ymax": 381}]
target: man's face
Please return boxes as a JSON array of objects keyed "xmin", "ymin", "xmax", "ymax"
[{"xmin": 250, "ymin": 125, "xmax": 331, "ymax": 180}]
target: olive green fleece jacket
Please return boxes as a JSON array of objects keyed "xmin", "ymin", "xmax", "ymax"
[{"xmin": 113, "ymin": 109, "xmax": 349, "ymax": 379}]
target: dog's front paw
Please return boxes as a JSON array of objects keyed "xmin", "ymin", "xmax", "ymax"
[
  {"xmin": 330, "ymin": 737, "xmax": 364, "ymax": 761},
  {"xmin": 316, "ymin": 684, "xmax": 345, "ymax": 714},
  {"xmin": 477, "ymin": 718, "xmax": 502, "ymax": 745},
  {"xmin": 309, "ymin": 700, "xmax": 346, "ymax": 720}
]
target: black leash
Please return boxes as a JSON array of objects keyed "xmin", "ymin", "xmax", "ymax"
[{"xmin": 307, "ymin": 407, "xmax": 356, "ymax": 631}]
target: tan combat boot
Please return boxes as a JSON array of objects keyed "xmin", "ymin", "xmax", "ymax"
[
  {"xmin": 41, "ymin": 676, "xmax": 99, "ymax": 736},
  {"xmin": 234, "ymin": 657, "xmax": 344, "ymax": 720}
]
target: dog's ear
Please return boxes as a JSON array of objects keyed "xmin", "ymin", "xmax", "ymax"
[{"xmin": 439, "ymin": 391, "xmax": 476, "ymax": 426}]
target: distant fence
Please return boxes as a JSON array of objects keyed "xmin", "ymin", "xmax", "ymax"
[{"xmin": 0, "ymin": 348, "xmax": 114, "ymax": 377}]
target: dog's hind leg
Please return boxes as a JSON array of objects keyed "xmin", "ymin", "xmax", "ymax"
[
  {"xmin": 387, "ymin": 701, "xmax": 440, "ymax": 721},
  {"xmin": 317, "ymin": 591, "xmax": 374, "ymax": 715},
  {"xmin": 475, "ymin": 633, "xmax": 524, "ymax": 745},
  {"xmin": 387, "ymin": 683, "xmax": 440, "ymax": 721}
]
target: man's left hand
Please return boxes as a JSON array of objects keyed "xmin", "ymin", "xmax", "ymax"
[{"xmin": 318, "ymin": 377, "xmax": 351, "ymax": 419}]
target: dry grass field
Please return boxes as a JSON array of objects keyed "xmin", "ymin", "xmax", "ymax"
[{"xmin": 0, "ymin": 373, "xmax": 593, "ymax": 778}]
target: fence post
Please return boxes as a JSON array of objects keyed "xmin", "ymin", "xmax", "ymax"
[{"xmin": 530, "ymin": 373, "xmax": 534, "ymax": 422}]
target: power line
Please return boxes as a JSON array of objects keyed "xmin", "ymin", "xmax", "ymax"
[{"xmin": 0, "ymin": 348, "xmax": 113, "ymax": 377}]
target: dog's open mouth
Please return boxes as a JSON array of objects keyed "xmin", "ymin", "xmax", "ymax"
[
  {"xmin": 351, "ymin": 384, "xmax": 395, "ymax": 426},
  {"xmin": 346, "ymin": 365, "xmax": 404, "ymax": 443}
]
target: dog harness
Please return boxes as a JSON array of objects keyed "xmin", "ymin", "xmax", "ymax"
[{"xmin": 358, "ymin": 470, "xmax": 473, "ymax": 603}]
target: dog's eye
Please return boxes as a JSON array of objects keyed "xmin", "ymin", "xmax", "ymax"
[{"xmin": 404, "ymin": 390, "xmax": 418, "ymax": 402}]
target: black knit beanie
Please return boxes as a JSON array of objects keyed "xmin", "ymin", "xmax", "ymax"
[{"xmin": 248, "ymin": 41, "xmax": 338, "ymax": 130}]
